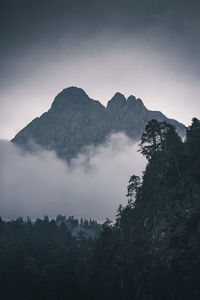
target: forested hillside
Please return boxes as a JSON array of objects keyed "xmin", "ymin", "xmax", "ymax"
[
  {"xmin": 91, "ymin": 118, "xmax": 200, "ymax": 300},
  {"xmin": 1, "ymin": 118, "xmax": 200, "ymax": 300}
]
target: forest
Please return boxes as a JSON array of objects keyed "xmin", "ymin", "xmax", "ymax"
[{"xmin": 0, "ymin": 118, "xmax": 200, "ymax": 300}]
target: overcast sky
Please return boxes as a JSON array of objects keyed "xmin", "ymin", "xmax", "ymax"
[{"xmin": 1, "ymin": 0, "xmax": 200, "ymax": 139}]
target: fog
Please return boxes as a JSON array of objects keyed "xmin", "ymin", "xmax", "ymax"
[{"xmin": 0, "ymin": 133, "xmax": 146, "ymax": 221}]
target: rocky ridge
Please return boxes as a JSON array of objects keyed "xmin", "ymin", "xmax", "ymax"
[{"xmin": 12, "ymin": 87, "xmax": 185, "ymax": 160}]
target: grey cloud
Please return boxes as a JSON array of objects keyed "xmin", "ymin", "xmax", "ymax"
[
  {"xmin": 1, "ymin": 33, "xmax": 199, "ymax": 141},
  {"xmin": 1, "ymin": 0, "xmax": 200, "ymax": 140},
  {"xmin": 0, "ymin": 134, "xmax": 146, "ymax": 221},
  {"xmin": 1, "ymin": 0, "xmax": 200, "ymax": 77}
]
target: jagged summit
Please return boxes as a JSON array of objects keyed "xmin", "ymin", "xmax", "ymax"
[
  {"xmin": 51, "ymin": 86, "xmax": 90, "ymax": 111},
  {"xmin": 62, "ymin": 86, "xmax": 88, "ymax": 97},
  {"xmin": 107, "ymin": 92, "xmax": 126, "ymax": 110},
  {"xmin": 12, "ymin": 87, "xmax": 186, "ymax": 160},
  {"xmin": 127, "ymin": 95, "xmax": 136, "ymax": 102},
  {"xmin": 107, "ymin": 93, "xmax": 145, "ymax": 110},
  {"xmin": 127, "ymin": 95, "xmax": 144, "ymax": 106}
]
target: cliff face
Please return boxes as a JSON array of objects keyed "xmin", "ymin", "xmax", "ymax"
[{"xmin": 12, "ymin": 87, "xmax": 185, "ymax": 160}]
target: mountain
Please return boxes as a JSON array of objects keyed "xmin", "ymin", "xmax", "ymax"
[{"xmin": 11, "ymin": 87, "xmax": 185, "ymax": 160}]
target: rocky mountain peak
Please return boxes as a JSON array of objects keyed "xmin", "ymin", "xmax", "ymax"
[
  {"xmin": 107, "ymin": 92, "xmax": 126, "ymax": 110},
  {"xmin": 12, "ymin": 86, "xmax": 186, "ymax": 160},
  {"xmin": 51, "ymin": 86, "xmax": 89, "ymax": 111},
  {"xmin": 62, "ymin": 86, "xmax": 88, "ymax": 97},
  {"xmin": 127, "ymin": 95, "xmax": 144, "ymax": 106}
]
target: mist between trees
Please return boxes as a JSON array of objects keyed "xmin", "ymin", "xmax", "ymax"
[
  {"xmin": 0, "ymin": 118, "xmax": 200, "ymax": 299},
  {"xmin": 0, "ymin": 132, "xmax": 146, "ymax": 220}
]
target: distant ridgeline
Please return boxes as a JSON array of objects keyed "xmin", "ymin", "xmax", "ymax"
[
  {"xmin": 12, "ymin": 87, "xmax": 185, "ymax": 160},
  {"xmin": 1, "ymin": 118, "xmax": 200, "ymax": 300}
]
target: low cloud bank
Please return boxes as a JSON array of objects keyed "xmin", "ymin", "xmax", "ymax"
[{"xmin": 0, "ymin": 134, "xmax": 146, "ymax": 221}]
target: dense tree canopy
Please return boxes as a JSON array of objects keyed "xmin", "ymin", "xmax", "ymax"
[{"xmin": 0, "ymin": 118, "xmax": 200, "ymax": 300}]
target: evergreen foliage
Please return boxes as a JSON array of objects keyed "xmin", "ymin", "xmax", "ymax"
[{"xmin": 1, "ymin": 118, "xmax": 200, "ymax": 299}]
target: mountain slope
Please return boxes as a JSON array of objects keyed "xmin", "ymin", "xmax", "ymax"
[{"xmin": 12, "ymin": 87, "xmax": 185, "ymax": 160}]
